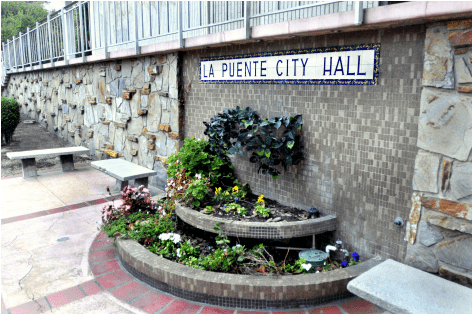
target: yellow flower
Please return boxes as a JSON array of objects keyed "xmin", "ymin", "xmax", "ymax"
[
  {"xmin": 215, "ymin": 187, "xmax": 222, "ymax": 195},
  {"xmin": 232, "ymin": 186, "xmax": 239, "ymax": 194},
  {"xmin": 257, "ymin": 194, "xmax": 264, "ymax": 204},
  {"xmin": 225, "ymin": 191, "xmax": 230, "ymax": 195}
]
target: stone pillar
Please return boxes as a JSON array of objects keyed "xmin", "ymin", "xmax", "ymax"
[{"xmin": 21, "ymin": 158, "xmax": 37, "ymax": 178}]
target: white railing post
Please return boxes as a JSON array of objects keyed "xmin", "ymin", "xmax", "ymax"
[
  {"xmin": 62, "ymin": 8, "xmax": 70, "ymax": 65},
  {"xmin": 78, "ymin": 1, "xmax": 86, "ymax": 62},
  {"xmin": 19, "ymin": 32, "xmax": 25, "ymax": 70},
  {"xmin": 102, "ymin": 2, "xmax": 109, "ymax": 58},
  {"xmin": 27, "ymin": 27, "xmax": 33, "ymax": 68},
  {"xmin": 2, "ymin": 42, "xmax": 6, "ymax": 71},
  {"xmin": 244, "ymin": 1, "xmax": 251, "ymax": 40},
  {"xmin": 177, "ymin": 1, "xmax": 183, "ymax": 48},
  {"xmin": 36, "ymin": 22, "xmax": 43, "ymax": 69},
  {"xmin": 355, "ymin": 1, "xmax": 363, "ymax": 26},
  {"xmin": 12, "ymin": 36, "xmax": 18, "ymax": 72},
  {"xmin": 7, "ymin": 40, "xmax": 12, "ymax": 70},
  {"xmin": 134, "ymin": 1, "xmax": 140, "ymax": 55},
  {"xmin": 47, "ymin": 14, "xmax": 55, "ymax": 66}
]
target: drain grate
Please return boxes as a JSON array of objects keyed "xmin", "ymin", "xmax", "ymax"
[{"xmin": 57, "ymin": 237, "xmax": 70, "ymax": 242}]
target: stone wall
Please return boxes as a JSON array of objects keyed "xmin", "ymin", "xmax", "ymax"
[
  {"xmin": 404, "ymin": 19, "xmax": 472, "ymax": 287},
  {"xmin": 182, "ymin": 25, "xmax": 425, "ymax": 262},
  {"xmin": 2, "ymin": 54, "xmax": 182, "ymax": 189}
]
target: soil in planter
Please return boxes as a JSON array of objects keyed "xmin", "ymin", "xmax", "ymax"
[{"xmin": 194, "ymin": 193, "xmax": 321, "ymax": 223}]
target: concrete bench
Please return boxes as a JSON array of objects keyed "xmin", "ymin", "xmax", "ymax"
[
  {"xmin": 6, "ymin": 146, "xmax": 90, "ymax": 178},
  {"xmin": 347, "ymin": 259, "xmax": 472, "ymax": 314},
  {"xmin": 91, "ymin": 159, "xmax": 157, "ymax": 191}
]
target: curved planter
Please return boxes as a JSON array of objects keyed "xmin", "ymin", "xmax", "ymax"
[
  {"xmin": 117, "ymin": 237, "xmax": 383, "ymax": 310},
  {"xmin": 175, "ymin": 202, "xmax": 337, "ymax": 239}
]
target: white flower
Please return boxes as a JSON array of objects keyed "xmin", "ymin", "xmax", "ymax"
[
  {"xmin": 177, "ymin": 186, "xmax": 183, "ymax": 191},
  {"xmin": 170, "ymin": 233, "xmax": 181, "ymax": 244},
  {"xmin": 159, "ymin": 233, "xmax": 170, "ymax": 241},
  {"xmin": 176, "ymin": 248, "xmax": 181, "ymax": 257},
  {"xmin": 336, "ymin": 239, "xmax": 343, "ymax": 245},
  {"xmin": 195, "ymin": 174, "xmax": 202, "ymax": 180},
  {"xmin": 301, "ymin": 263, "xmax": 312, "ymax": 271},
  {"xmin": 316, "ymin": 271, "xmax": 320, "ymax": 273}
]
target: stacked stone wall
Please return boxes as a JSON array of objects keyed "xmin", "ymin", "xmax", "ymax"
[
  {"xmin": 2, "ymin": 54, "xmax": 181, "ymax": 189},
  {"xmin": 182, "ymin": 25, "xmax": 426, "ymax": 262},
  {"xmin": 404, "ymin": 19, "xmax": 472, "ymax": 287}
]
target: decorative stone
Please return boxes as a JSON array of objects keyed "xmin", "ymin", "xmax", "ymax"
[
  {"xmin": 106, "ymin": 96, "xmax": 113, "ymax": 105},
  {"xmin": 36, "ymin": 109, "xmax": 41, "ymax": 113},
  {"xmin": 142, "ymin": 132, "xmax": 156, "ymax": 140},
  {"xmin": 42, "ymin": 82, "xmax": 48, "ymax": 86},
  {"xmin": 63, "ymin": 115, "xmax": 70, "ymax": 122},
  {"xmin": 53, "ymin": 126, "xmax": 58, "ymax": 131},
  {"xmin": 448, "ymin": 30, "xmax": 472, "ymax": 47},
  {"xmin": 413, "ymin": 152, "xmax": 440, "ymax": 193},
  {"xmin": 74, "ymin": 79, "xmax": 82, "ymax": 84},
  {"xmin": 147, "ymin": 144, "xmax": 155, "ymax": 150},
  {"xmin": 99, "ymin": 69, "xmax": 106, "ymax": 77},
  {"xmin": 405, "ymin": 192, "xmax": 422, "ymax": 244},
  {"xmin": 138, "ymin": 109, "xmax": 148, "ymax": 116},
  {"xmin": 447, "ymin": 19, "xmax": 472, "ymax": 30},
  {"xmin": 140, "ymin": 89, "xmax": 150, "ymax": 95},
  {"xmin": 114, "ymin": 65, "xmax": 121, "ymax": 71},
  {"xmin": 433, "ymin": 235, "xmax": 472, "ymax": 271},
  {"xmin": 87, "ymin": 131, "xmax": 93, "ymax": 138},
  {"xmin": 88, "ymin": 96, "xmax": 96, "ymax": 104},
  {"xmin": 455, "ymin": 57, "xmax": 472, "ymax": 84},
  {"xmin": 131, "ymin": 150, "xmax": 138, "ymax": 156},
  {"xmin": 450, "ymin": 162, "xmax": 472, "ymax": 199},
  {"xmin": 65, "ymin": 84, "xmax": 72, "ymax": 89},
  {"xmin": 101, "ymin": 121, "xmax": 110, "ymax": 125},
  {"xmin": 404, "ymin": 244, "xmax": 439, "ymax": 273},
  {"xmin": 105, "ymin": 144, "xmax": 114, "ymax": 150},
  {"xmin": 457, "ymin": 86, "xmax": 472, "ymax": 93},
  {"xmin": 79, "ymin": 105, "xmax": 84, "ymax": 113},
  {"xmin": 68, "ymin": 131, "xmax": 75, "ymax": 136},
  {"xmin": 114, "ymin": 121, "xmax": 127, "ymax": 129},
  {"xmin": 70, "ymin": 104, "xmax": 77, "ymax": 109},
  {"xmin": 424, "ymin": 209, "xmax": 472, "ymax": 234},
  {"xmin": 169, "ymin": 132, "xmax": 183, "ymax": 140},
  {"xmin": 423, "ymin": 26, "xmax": 454, "ymax": 89},
  {"xmin": 422, "ymin": 196, "xmax": 472, "ymax": 221},
  {"xmin": 439, "ymin": 265, "xmax": 472, "ymax": 288},
  {"xmin": 127, "ymin": 136, "xmax": 138, "ymax": 142},
  {"xmin": 157, "ymin": 92, "xmax": 169, "ymax": 97},
  {"xmin": 159, "ymin": 124, "xmax": 171, "ymax": 132},
  {"xmin": 441, "ymin": 160, "xmax": 453, "ymax": 192},
  {"xmin": 418, "ymin": 88, "xmax": 472, "ymax": 161},
  {"xmin": 50, "ymin": 111, "xmax": 56, "ymax": 116},
  {"xmin": 122, "ymin": 93, "xmax": 131, "ymax": 100},
  {"xmin": 104, "ymin": 149, "xmax": 118, "ymax": 158},
  {"xmin": 418, "ymin": 221, "xmax": 444, "ymax": 247}
]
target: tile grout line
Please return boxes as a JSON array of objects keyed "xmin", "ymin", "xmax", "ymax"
[{"xmin": 153, "ymin": 297, "xmax": 176, "ymax": 314}]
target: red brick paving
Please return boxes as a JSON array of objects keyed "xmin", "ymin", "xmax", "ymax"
[
  {"xmin": 25, "ymin": 211, "xmax": 50, "ymax": 219},
  {"xmin": 79, "ymin": 280, "xmax": 102, "ymax": 296},
  {"xmin": 88, "ymin": 198, "xmax": 108, "ymax": 205},
  {"xmin": 9, "ymin": 297, "xmax": 51, "ymax": 314},
  {"xmin": 1, "ymin": 296, "xmax": 5, "ymax": 309},
  {"xmin": 273, "ymin": 310, "xmax": 306, "ymax": 314},
  {"xmin": 89, "ymin": 240, "xmax": 115, "ymax": 252},
  {"xmin": 96, "ymin": 270, "xmax": 132, "ymax": 290},
  {"xmin": 46, "ymin": 286, "xmax": 85, "ymax": 308},
  {"xmin": 47, "ymin": 206, "xmax": 69, "ymax": 214},
  {"xmin": 90, "ymin": 260, "xmax": 121, "ymax": 276},
  {"xmin": 89, "ymin": 249, "xmax": 115, "ymax": 264},
  {"xmin": 308, "ymin": 305, "xmax": 343, "ymax": 314},
  {"xmin": 340, "ymin": 300, "xmax": 381, "ymax": 314},
  {"xmin": 130, "ymin": 291, "xmax": 173, "ymax": 313},
  {"xmin": 160, "ymin": 300, "xmax": 202, "ymax": 314},
  {"xmin": 236, "ymin": 310, "xmax": 270, "ymax": 314},
  {"xmin": 95, "ymin": 230, "xmax": 112, "ymax": 241},
  {"xmin": 1, "ymin": 216, "xmax": 26, "ymax": 224},
  {"xmin": 67, "ymin": 202, "xmax": 88, "ymax": 210},
  {"xmin": 200, "ymin": 306, "xmax": 235, "ymax": 314},
  {"xmin": 111, "ymin": 281, "xmax": 150, "ymax": 303}
]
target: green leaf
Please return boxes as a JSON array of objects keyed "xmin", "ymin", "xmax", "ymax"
[
  {"xmin": 287, "ymin": 141, "xmax": 295, "ymax": 149},
  {"xmin": 265, "ymin": 151, "xmax": 271, "ymax": 158},
  {"xmin": 274, "ymin": 121, "xmax": 281, "ymax": 129},
  {"xmin": 272, "ymin": 174, "xmax": 279, "ymax": 180},
  {"xmin": 257, "ymin": 150, "xmax": 265, "ymax": 156}
]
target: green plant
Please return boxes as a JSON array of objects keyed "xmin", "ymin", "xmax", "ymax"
[
  {"xmin": 226, "ymin": 202, "xmax": 247, "ymax": 216},
  {"xmin": 166, "ymin": 137, "xmax": 235, "ymax": 187},
  {"xmin": 205, "ymin": 206, "xmax": 214, "ymax": 213},
  {"xmin": 203, "ymin": 106, "xmax": 304, "ymax": 179},
  {"xmin": 184, "ymin": 175, "xmax": 211, "ymax": 208},
  {"xmin": 1, "ymin": 97, "xmax": 20, "ymax": 144},
  {"xmin": 255, "ymin": 204, "xmax": 270, "ymax": 218}
]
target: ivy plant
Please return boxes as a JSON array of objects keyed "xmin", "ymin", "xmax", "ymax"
[{"xmin": 203, "ymin": 106, "xmax": 304, "ymax": 179}]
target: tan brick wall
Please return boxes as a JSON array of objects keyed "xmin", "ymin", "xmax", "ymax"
[{"xmin": 182, "ymin": 25, "xmax": 425, "ymax": 261}]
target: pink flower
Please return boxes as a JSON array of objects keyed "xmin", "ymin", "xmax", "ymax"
[
  {"xmin": 143, "ymin": 188, "xmax": 150, "ymax": 194},
  {"xmin": 106, "ymin": 185, "xmax": 110, "ymax": 190}
]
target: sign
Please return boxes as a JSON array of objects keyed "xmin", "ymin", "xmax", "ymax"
[{"xmin": 200, "ymin": 43, "xmax": 379, "ymax": 85}]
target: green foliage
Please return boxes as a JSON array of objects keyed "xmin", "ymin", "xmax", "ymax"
[
  {"xmin": 213, "ymin": 222, "xmax": 231, "ymax": 247},
  {"xmin": 1, "ymin": 97, "xmax": 20, "ymax": 144},
  {"xmin": 1, "ymin": 1, "xmax": 49, "ymax": 43},
  {"xmin": 184, "ymin": 178, "xmax": 210, "ymax": 208},
  {"xmin": 203, "ymin": 106, "xmax": 304, "ymax": 179},
  {"xmin": 226, "ymin": 202, "xmax": 247, "ymax": 216},
  {"xmin": 167, "ymin": 137, "xmax": 235, "ymax": 188},
  {"xmin": 255, "ymin": 204, "xmax": 270, "ymax": 218}
]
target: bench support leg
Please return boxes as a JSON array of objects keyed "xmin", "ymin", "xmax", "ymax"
[
  {"xmin": 60, "ymin": 154, "xmax": 75, "ymax": 172},
  {"xmin": 115, "ymin": 180, "xmax": 129, "ymax": 192},
  {"xmin": 21, "ymin": 158, "xmax": 37, "ymax": 178},
  {"xmin": 134, "ymin": 177, "xmax": 149, "ymax": 189}
]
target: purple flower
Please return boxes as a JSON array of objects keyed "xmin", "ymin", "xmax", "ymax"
[
  {"xmin": 341, "ymin": 261, "xmax": 348, "ymax": 268},
  {"xmin": 234, "ymin": 198, "xmax": 239, "ymax": 202},
  {"xmin": 223, "ymin": 205, "xmax": 227, "ymax": 209},
  {"xmin": 352, "ymin": 252, "xmax": 360, "ymax": 262}
]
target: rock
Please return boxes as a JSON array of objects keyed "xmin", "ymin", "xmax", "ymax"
[
  {"xmin": 433, "ymin": 235, "xmax": 472, "ymax": 271},
  {"xmin": 424, "ymin": 208, "xmax": 472, "ymax": 234},
  {"xmin": 266, "ymin": 218, "xmax": 273, "ymax": 222},
  {"xmin": 455, "ymin": 56, "xmax": 472, "ymax": 84},
  {"xmin": 413, "ymin": 152, "xmax": 440, "ymax": 193},
  {"xmin": 417, "ymin": 88, "xmax": 472, "ymax": 161},
  {"xmin": 156, "ymin": 131, "xmax": 167, "ymax": 156},
  {"xmin": 121, "ymin": 62, "xmax": 132, "ymax": 77},
  {"xmin": 169, "ymin": 64, "xmax": 178, "ymax": 99},
  {"xmin": 108, "ymin": 79, "xmax": 120, "ymax": 97},
  {"xmin": 169, "ymin": 99, "xmax": 179, "ymax": 133},
  {"xmin": 418, "ymin": 220, "xmax": 444, "ymax": 247},
  {"xmin": 152, "ymin": 162, "xmax": 168, "ymax": 190},
  {"xmin": 130, "ymin": 92, "xmax": 141, "ymax": 118},
  {"xmin": 127, "ymin": 116, "xmax": 143, "ymax": 136},
  {"xmin": 423, "ymin": 25, "xmax": 454, "ymax": 89},
  {"xmin": 273, "ymin": 217, "xmax": 282, "ymax": 222},
  {"xmin": 450, "ymin": 161, "xmax": 472, "ymax": 199},
  {"xmin": 131, "ymin": 60, "xmax": 144, "ymax": 88},
  {"xmin": 166, "ymin": 138, "xmax": 177, "ymax": 156},
  {"xmin": 439, "ymin": 264, "xmax": 472, "ymax": 288},
  {"xmin": 405, "ymin": 192, "xmax": 422, "ymax": 244},
  {"xmin": 404, "ymin": 244, "xmax": 439, "ymax": 273}
]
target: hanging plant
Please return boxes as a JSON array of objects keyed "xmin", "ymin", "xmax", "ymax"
[{"xmin": 203, "ymin": 106, "xmax": 304, "ymax": 179}]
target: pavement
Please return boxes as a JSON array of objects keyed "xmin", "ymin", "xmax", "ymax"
[{"xmin": 1, "ymin": 163, "xmax": 390, "ymax": 314}]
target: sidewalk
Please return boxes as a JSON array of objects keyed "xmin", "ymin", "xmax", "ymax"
[{"xmin": 1, "ymin": 165, "xmax": 389, "ymax": 314}]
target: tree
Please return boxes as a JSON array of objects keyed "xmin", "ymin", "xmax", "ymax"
[{"xmin": 1, "ymin": 1, "xmax": 48, "ymax": 43}]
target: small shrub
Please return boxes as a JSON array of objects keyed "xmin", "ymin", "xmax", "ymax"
[{"xmin": 1, "ymin": 97, "xmax": 20, "ymax": 144}]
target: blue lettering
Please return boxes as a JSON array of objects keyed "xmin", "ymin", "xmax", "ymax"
[
  {"xmin": 334, "ymin": 56, "xmax": 344, "ymax": 75},
  {"xmin": 237, "ymin": 62, "xmax": 242, "ymax": 77},
  {"xmin": 260, "ymin": 61, "xmax": 267, "ymax": 77},
  {"xmin": 222, "ymin": 63, "xmax": 228, "ymax": 77},
  {"xmin": 229, "ymin": 62, "xmax": 235, "ymax": 77},
  {"xmin": 301, "ymin": 58, "xmax": 308, "ymax": 76},
  {"xmin": 323, "ymin": 57, "xmax": 332, "ymax": 76},
  {"xmin": 209, "ymin": 64, "xmax": 214, "ymax": 77},
  {"xmin": 357, "ymin": 55, "xmax": 366, "ymax": 75},
  {"xmin": 276, "ymin": 60, "xmax": 283, "ymax": 76},
  {"xmin": 286, "ymin": 59, "xmax": 289, "ymax": 77},
  {"xmin": 347, "ymin": 56, "xmax": 355, "ymax": 75},
  {"xmin": 292, "ymin": 59, "xmax": 298, "ymax": 76},
  {"xmin": 203, "ymin": 65, "xmax": 208, "ymax": 78},
  {"xmin": 253, "ymin": 61, "xmax": 258, "ymax": 76},
  {"xmin": 245, "ymin": 62, "xmax": 251, "ymax": 77}
]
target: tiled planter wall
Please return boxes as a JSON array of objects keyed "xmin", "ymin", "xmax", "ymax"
[
  {"xmin": 404, "ymin": 19, "xmax": 472, "ymax": 287},
  {"xmin": 3, "ymin": 54, "xmax": 183, "ymax": 189}
]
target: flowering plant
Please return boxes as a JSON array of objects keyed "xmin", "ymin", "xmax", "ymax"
[{"xmin": 184, "ymin": 174, "xmax": 211, "ymax": 208}]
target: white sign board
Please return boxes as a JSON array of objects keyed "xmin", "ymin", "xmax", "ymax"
[{"xmin": 200, "ymin": 44, "xmax": 379, "ymax": 85}]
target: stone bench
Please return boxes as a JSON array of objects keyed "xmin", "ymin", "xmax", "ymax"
[
  {"xmin": 6, "ymin": 146, "xmax": 90, "ymax": 178},
  {"xmin": 91, "ymin": 159, "xmax": 157, "ymax": 191},
  {"xmin": 347, "ymin": 259, "xmax": 472, "ymax": 314}
]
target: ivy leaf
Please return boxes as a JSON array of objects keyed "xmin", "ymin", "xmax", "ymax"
[
  {"xmin": 285, "ymin": 130, "xmax": 295, "ymax": 140},
  {"xmin": 272, "ymin": 174, "xmax": 279, "ymax": 180},
  {"xmin": 265, "ymin": 151, "xmax": 271, "ymax": 158},
  {"xmin": 275, "ymin": 120, "xmax": 282, "ymax": 129},
  {"xmin": 287, "ymin": 141, "xmax": 295, "ymax": 149},
  {"xmin": 260, "ymin": 119, "xmax": 269, "ymax": 127},
  {"xmin": 257, "ymin": 150, "xmax": 265, "ymax": 156},
  {"xmin": 238, "ymin": 151, "xmax": 243, "ymax": 156},
  {"xmin": 228, "ymin": 147, "xmax": 237, "ymax": 155}
]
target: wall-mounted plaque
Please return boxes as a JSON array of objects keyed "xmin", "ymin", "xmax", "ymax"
[{"xmin": 200, "ymin": 43, "xmax": 379, "ymax": 85}]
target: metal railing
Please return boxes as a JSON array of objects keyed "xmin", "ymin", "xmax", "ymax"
[{"xmin": 2, "ymin": 1, "xmax": 380, "ymax": 80}]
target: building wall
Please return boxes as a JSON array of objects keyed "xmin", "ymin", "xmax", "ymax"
[
  {"xmin": 3, "ymin": 53, "xmax": 182, "ymax": 189},
  {"xmin": 182, "ymin": 25, "xmax": 426, "ymax": 261}
]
